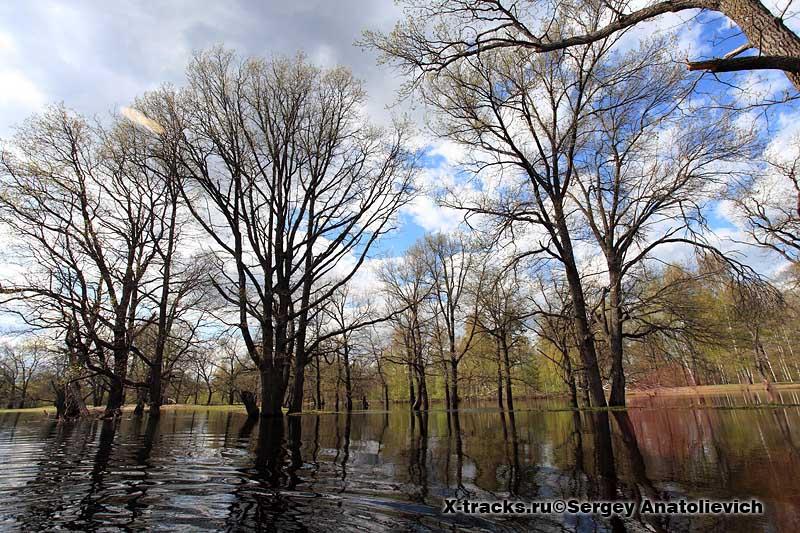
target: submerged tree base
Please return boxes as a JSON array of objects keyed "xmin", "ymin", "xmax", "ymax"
[
  {"xmin": 53, "ymin": 382, "xmax": 89, "ymax": 421},
  {"xmin": 240, "ymin": 390, "xmax": 260, "ymax": 418}
]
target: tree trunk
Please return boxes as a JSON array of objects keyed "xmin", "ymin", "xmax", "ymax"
[
  {"xmin": 407, "ymin": 361, "xmax": 416, "ymax": 408},
  {"xmin": 443, "ymin": 362, "xmax": 451, "ymax": 411},
  {"xmin": 450, "ymin": 358, "xmax": 459, "ymax": 411},
  {"xmin": 568, "ymin": 373, "xmax": 579, "ymax": 410},
  {"xmin": 149, "ymin": 369, "xmax": 163, "ymax": 416},
  {"xmin": 105, "ymin": 377, "xmax": 124, "ymax": 417},
  {"xmin": 555, "ymin": 214, "xmax": 607, "ymax": 408},
  {"xmin": 343, "ymin": 345, "xmax": 353, "ymax": 412},
  {"xmin": 18, "ymin": 384, "xmax": 28, "ymax": 409},
  {"xmin": 240, "ymin": 390, "xmax": 260, "ymax": 418},
  {"xmin": 608, "ymin": 270, "xmax": 626, "ymax": 406},
  {"xmin": 501, "ymin": 334, "xmax": 514, "ymax": 412},
  {"xmin": 496, "ymin": 340, "xmax": 504, "ymax": 410},
  {"xmin": 413, "ymin": 368, "xmax": 429, "ymax": 411},
  {"xmin": 92, "ymin": 379, "xmax": 104, "ymax": 407},
  {"xmin": 719, "ymin": 0, "xmax": 800, "ymax": 89},
  {"xmin": 53, "ymin": 380, "xmax": 89, "ymax": 419},
  {"xmin": 149, "ymin": 194, "xmax": 177, "ymax": 418},
  {"xmin": 260, "ymin": 366, "xmax": 286, "ymax": 417},
  {"xmin": 104, "ymin": 340, "xmax": 129, "ymax": 417},
  {"xmin": 315, "ymin": 356, "xmax": 324, "ymax": 409},
  {"xmin": 288, "ymin": 353, "xmax": 307, "ymax": 414},
  {"xmin": 133, "ymin": 386, "xmax": 147, "ymax": 416}
]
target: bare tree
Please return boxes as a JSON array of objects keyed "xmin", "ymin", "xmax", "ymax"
[
  {"xmin": 169, "ymin": 49, "xmax": 416, "ymax": 417},
  {"xmin": 364, "ymin": 0, "xmax": 800, "ymax": 90},
  {"xmin": 569, "ymin": 50, "xmax": 752, "ymax": 405},
  {"xmin": 422, "ymin": 232, "xmax": 482, "ymax": 409},
  {"xmin": 324, "ymin": 285, "xmax": 376, "ymax": 411},
  {"xmin": 529, "ymin": 277, "xmax": 583, "ymax": 408},
  {"xmin": 729, "ymin": 139, "xmax": 800, "ymax": 264},
  {"xmin": 213, "ymin": 335, "xmax": 252, "ymax": 405},
  {"xmin": 0, "ymin": 107, "xmax": 167, "ymax": 417},
  {"xmin": 124, "ymin": 89, "xmax": 214, "ymax": 417},
  {"xmin": 380, "ymin": 243, "xmax": 434, "ymax": 410},
  {"xmin": 369, "ymin": 17, "xmax": 655, "ymax": 406},
  {"xmin": 475, "ymin": 264, "xmax": 529, "ymax": 411},
  {"xmin": 365, "ymin": 326, "xmax": 393, "ymax": 410},
  {"xmin": 0, "ymin": 340, "xmax": 48, "ymax": 408}
]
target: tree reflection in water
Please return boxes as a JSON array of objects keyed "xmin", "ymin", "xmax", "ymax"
[{"xmin": 1, "ymin": 400, "xmax": 798, "ymax": 531}]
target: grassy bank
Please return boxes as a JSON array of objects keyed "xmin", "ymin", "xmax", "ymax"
[
  {"xmin": 628, "ymin": 382, "xmax": 800, "ymax": 397},
  {"xmin": 3, "ymin": 382, "xmax": 799, "ymax": 415}
]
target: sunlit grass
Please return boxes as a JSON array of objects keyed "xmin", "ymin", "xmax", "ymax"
[
  {"xmin": 0, "ymin": 406, "xmax": 48, "ymax": 414},
  {"xmin": 3, "ymin": 383, "xmax": 800, "ymax": 415}
]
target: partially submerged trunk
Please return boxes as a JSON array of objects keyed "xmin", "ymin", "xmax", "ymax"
[
  {"xmin": 560, "ymin": 242, "xmax": 607, "ymax": 408},
  {"xmin": 53, "ymin": 380, "xmax": 89, "ymax": 420},
  {"xmin": 343, "ymin": 344, "xmax": 353, "ymax": 412},
  {"xmin": 608, "ymin": 270, "xmax": 626, "ymax": 407},
  {"xmin": 449, "ymin": 358, "xmax": 459, "ymax": 411},
  {"xmin": 260, "ymin": 361, "xmax": 288, "ymax": 418},
  {"xmin": 500, "ymin": 334, "xmax": 514, "ymax": 412},
  {"xmin": 240, "ymin": 390, "xmax": 260, "ymax": 418},
  {"xmin": 103, "ymin": 333, "xmax": 130, "ymax": 418}
]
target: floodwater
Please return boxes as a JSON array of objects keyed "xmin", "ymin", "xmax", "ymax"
[{"xmin": 1, "ymin": 392, "xmax": 799, "ymax": 532}]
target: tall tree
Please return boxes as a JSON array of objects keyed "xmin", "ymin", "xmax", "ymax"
[
  {"xmin": 0, "ymin": 107, "xmax": 166, "ymax": 417},
  {"xmin": 570, "ymin": 48, "xmax": 751, "ymax": 405},
  {"xmin": 171, "ymin": 49, "xmax": 416, "ymax": 417},
  {"xmin": 368, "ymin": 17, "xmax": 654, "ymax": 406},
  {"xmin": 381, "ymin": 243, "xmax": 433, "ymax": 410},
  {"xmin": 422, "ymin": 232, "xmax": 481, "ymax": 409}
]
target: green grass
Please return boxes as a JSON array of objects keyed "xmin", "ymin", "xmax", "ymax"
[{"xmin": 0, "ymin": 406, "xmax": 49, "ymax": 414}]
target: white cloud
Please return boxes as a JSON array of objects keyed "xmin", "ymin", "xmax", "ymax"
[
  {"xmin": 403, "ymin": 195, "xmax": 462, "ymax": 234},
  {"xmin": 0, "ymin": 70, "xmax": 46, "ymax": 109}
]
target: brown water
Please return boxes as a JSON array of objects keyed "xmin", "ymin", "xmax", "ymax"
[{"xmin": 0, "ymin": 395, "xmax": 799, "ymax": 532}]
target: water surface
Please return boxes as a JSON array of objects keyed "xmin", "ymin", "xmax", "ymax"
[{"xmin": 1, "ymin": 395, "xmax": 799, "ymax": 531}]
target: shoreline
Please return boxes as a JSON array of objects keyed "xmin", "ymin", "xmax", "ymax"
[{"xmin": 2, "ymin": 383, "xmax": 798, "ymax": 415}]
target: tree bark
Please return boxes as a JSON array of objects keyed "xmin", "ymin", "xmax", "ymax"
[
  {"xmin": 315, "ymin": 356, "xmax": 324, "ymax": 409},
  {"xmin": 500, "ymin": 333, "xmax": 515, "ymax": 412},
  {"xmin": 240, "ymin": 390, "xmax": 260, "ymax": 418},
  {"xmin": 407, "ymin": 360, "xmax": 416, "ymax": 408},
  {"xmin": 288, "ymin": 352, "xmax": 307, "ymax": 414},
  {"xmin": 717, "ymin": 0, "xmax": 800, "ymax": 88},
  {"xmin": 343, "ymin": 344, "xmax": 353, "ymax": 412},
  {"xmin": 556, "ymin": 216, "xmax": 608, "ymax": 408},
  {"xmin": 450, "ymin": 358, "xmax": 459, "ymax": 411},
  {"xmin": 260, "ymin": 365, "xmax": 287, "ymax": 417},
  {"xmin": 608, "ymin": 270, "xmax": 626, "ymax": 407},
  {"xmin": 496, "ymin": 340, "xmax": 504, "ymax": 410}
]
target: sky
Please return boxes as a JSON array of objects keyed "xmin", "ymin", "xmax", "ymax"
[{"xmin": 0, "ymin": 0, "xmax": 797, "ymax": 290}]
